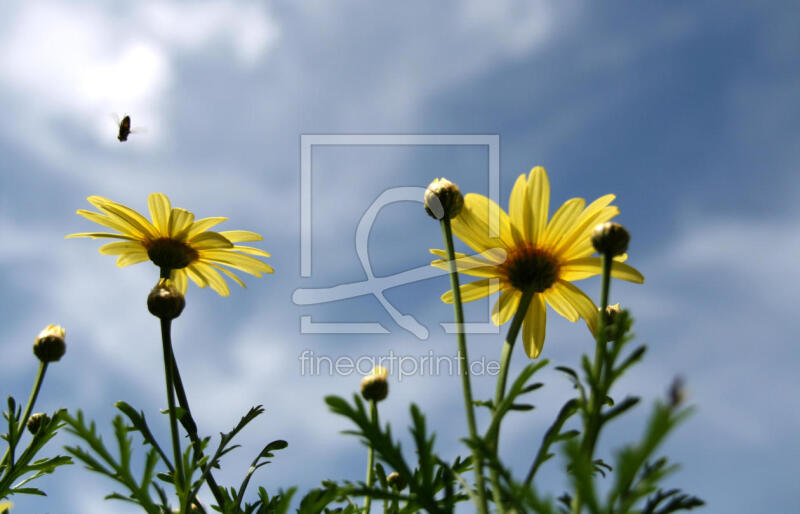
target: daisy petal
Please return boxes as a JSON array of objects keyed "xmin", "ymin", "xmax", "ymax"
[
  {"xmin": 148, "ymin": 193, "xmax": 171, "ymax": 236},
  {"xmin": 208, "ymin": 263, "xmax": 246, "ymax": 288},
  {"xmin": 559, "ymin": 258, "xmax": 644, "ymax": 283},
  {"xmin": 189, "ymin": 232, "xmax": 234, "ymax": 250},
  {"xmin": 187, "ymin": 217, "xmax": 227, "ymax": 239},
  {"xmin": 116, "ymin": 251, "xmax": 149, "ymax": 267},
  {"xmin": 232, "ymin": 245, "xmax": 272, "ymax": 258},
  {"xmin": 451, "ymin": 193, "xmax": 513, "ymax": 258},
  {"xmin": 193, "ymin": 261, "xmax": 230, "ymax": 296},
  {"xmin": 66, "ymin": 232, "xmax": 138, "ymax": 240},
  {"xmin": 543, "ymin": 198, "xmax": 585, "ymax": 249},
  {"xmin": 508, "ymin": 174, "xmax": 530, "ymax": 245},
  {"xmin": 92, "ymin": 197, "xmax": 158, "ymax": 240},
  {"xmin": 441, "ymin": 277, "xmax": 503, "ymax": 304},
  {"xmin": 169, "ymin": 208, "xmax": 195, "ymax": 240},
  {"xmin": 218, "ymin": 230, "xmax": 263, "ymax": 243},
  {"xmin": 522, "ymin": 294, "xmax": 547, "ymax": 358},
  {"xmin": 492, "ymin": 290, "xmax": 521, "ymax": 325},
  {"xmin": 527, "ymin": 167, "xmax": 550, "ymax": 245},
  {"xmin": 429, "ymin": 249, "xmax": 503, "ymax": 278},
  {"xmin": 556, "ymin": 280, "xmax": 599, "ymax": 336},
  {"xmin": 554, "ymin": 196, "xmax": 617, "ymax": 257},
  {"xmin": 200, "ymin": 250, "xmax": 274, "ymax": 275},
  {"xmin": 558, "ymin": 207, "xmax": 622, "ymax": 260},
  {"xmin": 430, "ymin": 248, "xmax": 505, "ymax": 264},
  {"xmin": 186, "ymin": 264, "xmax": 208, "ymax": 288},
  {"xmin": 543, "ymin": 282, "xmax": 580, "ymax": 322},
  {"xmin": 170, "ymin": 269, "xmax": 189, "ymax": 295},
  {"xmin": 99, "ymin": 241, "xmax": 146, "ymax": 255},
  {"xmin": 76, "ymin": 210, "xmax": 139, "ymax": 237}
]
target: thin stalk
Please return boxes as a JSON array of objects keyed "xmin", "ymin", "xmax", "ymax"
[
  {"xmin": 440, "ymin": 217, "xmax": 489, "ymax": 514},
  {"xmin": 364, "ymin": 400, "xmax": 378, "ymax": 514},
  {"xmin": 571, "ymin": 252, "xmax": 613, "ymax": 514},
  {"xmin": 0, "ymin": 362, "xmax": 48, "ymax": 472},
  {"xmin": 171, "ymin": 354, "xmax": 227, "ymax": 509},
  {"xmin": 160, "ymin": 318, "xmax": 185, "ymax": 497},
  {"xmin": 583, "ymin": 253, "xmax": 613, "ymax": 454},
  {"xmin": 489, "ymin": 287, "xmax": 535, "ymax": 513}
]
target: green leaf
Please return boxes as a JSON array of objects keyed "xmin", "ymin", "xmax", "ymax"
[
  {"xmin": 260, "ymin": 439, "xmax": 288, "ymax": 457},
  {"xmin": 509, "ymin": 403, "xmax": 535, "ymax": 411},
  {"xmin": 8, "ymin": 487, "xmax": 46, "ymax": 496}
]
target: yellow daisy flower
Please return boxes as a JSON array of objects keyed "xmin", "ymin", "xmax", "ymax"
[
  {"xmin": 431, "ymin": 167, "xmax": 643, "ymax": 358},
  {"xmin": 67, "ymin": 193, "xmax": 273, "ymax": 297}
]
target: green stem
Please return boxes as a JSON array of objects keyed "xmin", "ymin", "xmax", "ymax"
[
  {"xmin": 364, "ymin": 400, "xmax": 378, "ymax": 514},
  {"xmin": 440, "ymin": 218, "xmax": 489, "ymax": 514},
  {"xmin": 160, "ymin": 318, "xmax": 185, "ymax": 497},
  {"xmin": 583, "ymin": 253, "xmax": 613, "ymax": 454},
  {"xmin": 572, "ymin": 253, "xmax": 613, "ymax": 514},
  {"xmin": 0, "ymin": 362, "xmax": 48, "ymax": 472},
  {"xmin": 489, "ymin": 287, "xmax": 535, "ymax": 513},
  {"xmin": 170, "ymin": 354, "xmax": 227, "ymax": 510}
]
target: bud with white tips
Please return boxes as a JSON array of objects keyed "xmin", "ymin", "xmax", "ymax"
[
  {"xmin": 27, "ymin": 412, "xmax": 51, "ymax": 435},
  {"xmin": 591, "ymin": 222, "xmax": 630, "ymax": 257},
  {"xmin": 387, "ymin": 471, "xmax": 406, "ymax": 490},
  {"xmin": 361, "ymin": 366, "xmax": 389, "ymax": 402},
  {"xmin": 424, "ymin": 178, "xmax": 464, "ymax": 220},
  {"xmin": 147, "ymin": 279, "xmax": 185, "ymax": 320},
  {"xmin": 33, "ymin": 324, "xmax": 66, "ymax": 363}
]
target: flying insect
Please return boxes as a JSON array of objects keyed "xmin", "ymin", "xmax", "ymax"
[
  {"xmin": 111, "ymin": 113, "xmax": 145, "ymax": 142},
  {"xmin": 117, "ymin": 115, "xmax": 131, "ymax": 141}
]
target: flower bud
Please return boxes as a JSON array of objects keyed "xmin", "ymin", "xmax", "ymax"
[
  {"xmin": 33, "ymin": 324, "xmax": 66, "ymax": 363},
  {"xmin": 591, "ymin": 222, "xmax": 630, "ymax": 257},
  {"xmin": 147, "ymin": 279, "xmax": 185, "ymax": 320},
  {"xmin": 387, "ymin": 471, "xmax": 406, "ymax": 490},
  {"xmin": 27, "ymin": 412, "xmax": 51, "ymax": 435},
  {"xmin": 172, "ymin": 502, "xmax": 202, "ymax": 514},
  {"xmin": 603, "ymin": 303, "xmax": 622, "ymax": 342},
  {"xmin": 424, "ymin": 178, "xmax": 464, "ymax": 220},
  {"xmin": 361, "ymin": 366, "xmax": 389, "ymax": 402}
]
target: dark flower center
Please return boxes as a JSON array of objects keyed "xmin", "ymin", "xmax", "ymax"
[
  {"xmin": 503, "ymin": 245, "xmax": 559, "ymax": 292},
  {"xmin": 146, "ymin": 238, "xmax": 198, "ymax": 270}
]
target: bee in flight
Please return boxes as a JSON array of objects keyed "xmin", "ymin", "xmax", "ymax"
[
  {"xmin": 117, "ymin": 115, "xmax": 131, "ymax": 141},
  {"xmin": 111, "ymin": 113, "xmax": 145, "ymax": 142}
]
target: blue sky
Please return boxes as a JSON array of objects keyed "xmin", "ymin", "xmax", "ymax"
[{"xmin": 1, "ymin": 1, "xmax": 799, "ymax": 513}]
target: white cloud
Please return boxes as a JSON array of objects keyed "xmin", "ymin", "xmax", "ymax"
[
  {"xmin": 0, "ymin": 1, "xmax": 280, "ymax": 156},
  {"xmin": 137, "ymin": 1, "xmax": 280, "ymax": 66}
]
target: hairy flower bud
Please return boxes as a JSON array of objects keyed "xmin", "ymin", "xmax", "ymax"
[
  {"xmin": 147, "ymin": 279, "xmax": 185, "ymax": 320},
  {"xmin": 591, "ymin": 222, "xmax": 630, "ymax": 257},
  {"xmin": 27, "ymin": 412, "xmax": 51, "ymax": 435},
  {"xmin": 387, "ymin": 471, "xmax": 407, "ymax": 490},
  {"xmin": 424, "ymin": 178, "xmax": 464, "ymax": 220},
  {"xmin": 33, "ymin": 324, "xmax": 66, "ymax": 363},
  {"xmin": 361, "ymin": 366, "xmax": 389, "ymax": 402}
]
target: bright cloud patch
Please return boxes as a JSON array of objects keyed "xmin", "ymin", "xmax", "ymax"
[{"xmin": 0, "ymin": 1, "xmax": 279, "ymax": 148}]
